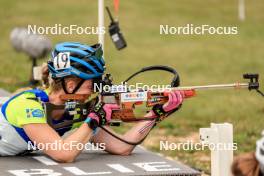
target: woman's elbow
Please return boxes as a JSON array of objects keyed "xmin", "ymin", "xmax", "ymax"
[
  {"xmin": 110, "ymin": 147, "xmax": 133, "ymax": 156},
  {"xmin": 120, "ymin": 149, "xmax": 132, "ymax": 156},
  {"xmin": 48, "ymin": 152, "xmax": 76, "ymax": 163},
  {"xmin": 56, "ymin": 156, "xmax": 75, "ymax": 163}
]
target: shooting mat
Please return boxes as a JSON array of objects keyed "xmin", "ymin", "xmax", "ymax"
[{"xmin": 0, "ymin": 88, "xmax": 201, "ymax": 176}]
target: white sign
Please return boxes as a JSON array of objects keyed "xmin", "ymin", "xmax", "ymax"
[
  {"xmin": 64, "ymin": 167, "xmax": 111, "ymax": 175},
  {"xmin": 107, "ymin": 164, "xmax": 134, "ymax": 173},
  {"xmin": 133, "ymin": 162, "xmax": 180, "ymax": 172},
  {"xmin": 7, "ymin": 156, "xmax": 184, "ymax": 176},
  {"xmin": 8, "ymin": 169, "xmax": 62, "ymax": 176},
  {"xmin": 33, "ymin": 66, "xmax": 42, "ymax": 80}
]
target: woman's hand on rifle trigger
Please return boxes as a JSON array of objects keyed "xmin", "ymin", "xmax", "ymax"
[{"xmin": 88, "ymin": 103, "xmax": 120, "ymax": 126}]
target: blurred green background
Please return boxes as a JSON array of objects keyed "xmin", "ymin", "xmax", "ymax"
[{"xmin": 0, "ymin": 0, "xmax": 263, "ymax": 173}]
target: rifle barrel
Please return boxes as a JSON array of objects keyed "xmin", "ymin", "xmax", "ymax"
[
  {"xmin": 127, "ymin": 82, "xmax": 250, "ymax": 93},
  {"xmin": 172, "ymin": 83, "xmax": 249, "ymax": 91}
]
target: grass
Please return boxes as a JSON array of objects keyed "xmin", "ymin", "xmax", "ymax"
[{"xmin": 1, "ymin": 0, "xmax": 264, "ymax": 173}]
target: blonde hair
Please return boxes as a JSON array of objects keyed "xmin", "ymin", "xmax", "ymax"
[
  {"xmin": 12, "ymin": 63, "xmax": 81, "ymax": 95},
  {"xmin": 41, "ymin": 64, "xmax": 81, "ymax": 93}
]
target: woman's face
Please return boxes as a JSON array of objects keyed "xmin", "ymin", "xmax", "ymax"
[
  {"xmin": 50, "ymin": 79, "xmax": 94, "ymax": 120},
  {"xmin": 73, "ymin": 79, "xmax": 93, "ymax": 95}
]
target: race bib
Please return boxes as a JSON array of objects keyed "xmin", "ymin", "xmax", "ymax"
[{"xmin": 53, "ymin": 52, "xmax": 71, "ymax": 70}]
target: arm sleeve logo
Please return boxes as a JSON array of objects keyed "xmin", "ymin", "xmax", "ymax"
[{"xmin": 26, "ymin": 109, "xmax": 44, "ymax": 118}]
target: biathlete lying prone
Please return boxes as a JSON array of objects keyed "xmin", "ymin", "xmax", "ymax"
[{"xmin": 0, "ymin": 42, "xmax": 184, "ymax": 162}]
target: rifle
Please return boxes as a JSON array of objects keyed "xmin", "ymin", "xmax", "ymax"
[{"xmin": 44, "ymin": 65, "xmax": 263, "ymax": 130}]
